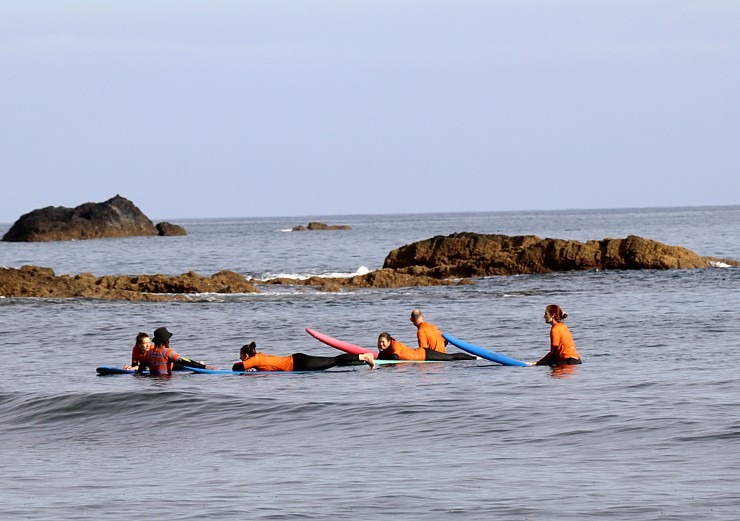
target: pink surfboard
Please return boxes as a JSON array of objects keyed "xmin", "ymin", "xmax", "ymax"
[{"xmin": 305, "ymin": 327, "xmax": 379, "ymax": 357}]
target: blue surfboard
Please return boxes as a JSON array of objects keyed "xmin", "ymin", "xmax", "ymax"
[
  {"xmin": 96, "ymin": 366, "xmax": 138, "ymax": 375},
  {"xmin": 442, "ymin": 334, "xmax": 529, "ymax": 367}
]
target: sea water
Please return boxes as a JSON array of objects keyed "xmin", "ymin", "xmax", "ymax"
[{"xmin": 1, "ymin": 206, "xmax": 739, "ymax": 520}]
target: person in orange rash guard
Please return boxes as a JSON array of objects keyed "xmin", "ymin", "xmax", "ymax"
[
  {"xmin": 231, "ymin": 342, "xmax": 375, "ymax": 372},
  {"xmin": 410, "ymin": 309, "xmax": 447, "ymax": 352},
  {"xmin": 124, "ymin": 331, "xmax": 151, "ymax": 370},
  {"xmin": 376, "ymin": 332, "xmax": 475, "ymax": 361},
  {"xmin": 533, "ymin": 304, "xmax": 582, "ymax": 366},
  {"xmin": 138, "ymin": 327, "xmax": 209, "ymax": 376}
]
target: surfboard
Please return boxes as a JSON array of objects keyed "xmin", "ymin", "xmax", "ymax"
[
  {"xmin": 185, "ymin": 366, "xmax": 310, "ymax": 375},
  {"xmin": 96, "ymin": 365, "xmax": 192, "ymax": 375},
  {"xmin": 305, "ymin": 328, "xmax": 446, "ymax": 364},
  {"xmin": 305, "ymin": 327, "xmax": 378, "ymax": 356},
  {"xmin": 442, "ymin": 333, "xmax": 529, "ymax": 367},
  {"xmin": 184, "ymin": 365, "xmax": 368, "ymax": 375},
  {"xmin": 96, "ymin": 366, "xmax": 141, "ymax": 375}
]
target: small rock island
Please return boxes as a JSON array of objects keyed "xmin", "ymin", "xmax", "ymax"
[
  {"xmin": 291, "ymin": 222, "xmax": 351, "ymax": 231},
  {"xmin": 2, "ymin": 195, "xmax": 186, "ymax": 242}
]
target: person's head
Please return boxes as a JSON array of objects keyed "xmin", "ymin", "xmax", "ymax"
[
  {"xmin": 240, "ymin": 342, "xmax": 257, "ymax": 360},
  {"xmin": 135, "ymin": 332, "xmax": 151, "ymax": 353},
  {"xmin": 410, "ymin": 309, "xmax": 424, "ymax": 326},
  {"xmin": 544, "ymin": 305, "xmax": 568, "ymax": 324},
  {"xmin": 377, "ymin": 332, "xmax": 393, "ymax": 350},
  {"xmin": 152, "ymin": 327, "xmax": 173, "ymax": 347}
]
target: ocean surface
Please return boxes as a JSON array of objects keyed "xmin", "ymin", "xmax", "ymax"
[{"xmin": 1, "ymin": 206, "xmax": 739, "ymax": 520}]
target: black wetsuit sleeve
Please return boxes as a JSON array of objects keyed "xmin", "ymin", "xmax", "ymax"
[
  {"xmin": 535, "ymin": 352, "xmax": 556, "ymax": 366},
  {"xmin": 175, "ymin": 357, "xmax": 206, "ymax": 369}
]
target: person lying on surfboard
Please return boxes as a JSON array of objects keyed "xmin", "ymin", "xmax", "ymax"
[
  {"xmin": 137, "ymin": 327, "xmax": 214, "ymax": 376},
  {"xmin": 376, "ymin": 332, "xmax": 475, "ymax": 361},
  {"xmin": 231, "ymin": 341, "xmax": 375, "ymax": 372},
  {"xmin": 529, "ymin": 304, "xmax": 582, "ymax": 367},
  {"xmin": 123, "ymin": 331, "xmax": 152, "ymax": 370},
  {"xmin": 410, "ymin": 308, "xmax": 447, "ymax": 352}
]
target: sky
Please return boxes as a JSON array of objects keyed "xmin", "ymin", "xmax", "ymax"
[{"xmin": 1, "ymin": 1, "xmax": 739, "ymax": 222}]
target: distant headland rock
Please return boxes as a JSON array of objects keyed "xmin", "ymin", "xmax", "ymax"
[
  {"xmin": 1, "ymin": 195, "xmax": 187, "ymax": 242},
  {"xmin": 292, "ymin": 222, "xmax": 351, "ymax": 231},
  {"xmin": 382, "ymin": 233, "xmax": 740, "ymax": 277}
]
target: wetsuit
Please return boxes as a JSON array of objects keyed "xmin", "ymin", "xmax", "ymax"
[
  {"xmin": 417, "ymin": 322, "xmax": 447, "ymax": 353},
  {"xmin": 232, "ymin": 352, "xmax": 367, "ymax": 372},
  {"xmin": 378, "ymin": 340, "xmax": 474, "ymax": 361},
  {"xmin": 536, "ymin": 322, "xmax": 582, "ymax": 366}
]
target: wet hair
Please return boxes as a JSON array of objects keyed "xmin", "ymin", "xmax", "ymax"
[
  {"xmin": 135, "ymin": 332, "xmax": 150, "ymax": 344},
  {"xmin": 545, "ymin": 304, "xmax": 568, "ymax": 322},
  {"xmin": 378, "ymin": 332, "xmax": 394, "ymax": 344},
  {"xmin": 240, "ymin": 342, "xmax": 257, "ymax": 358}
]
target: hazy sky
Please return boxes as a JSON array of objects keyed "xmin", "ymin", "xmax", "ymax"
[{"xmin": 1, "ymin": 1, "xmax": 738, "ymax": 222}]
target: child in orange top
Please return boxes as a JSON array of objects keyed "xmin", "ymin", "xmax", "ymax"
[
  {"xmin": 376, "ymin": 332, "xmax": 475, "ymax": 361},
  {"xmin": 232, "ymin": 342, "xmax": 375, "ymax": 372},
  {"xmin": 534, "ymin": 305, "xmax": 582, "ymax": 366},
  {"xmin": 124, "ymin": 331, "xmax": 151, "ymax": 370}
]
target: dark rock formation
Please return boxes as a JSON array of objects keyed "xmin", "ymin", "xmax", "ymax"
[
  {"xmin": 383, "ymin": 233, "xmax": 740, "ymax": 277},
  {"xmin": 0, "ymin": 266, "xmax": 258, "ymax": 301},
  {"xmin": 260, "ymin": 268, "xmax": 472, "ymax": 291},
  {"xmin": 292, "ymin": 222, "xmax": 351, "ymax": 231},
  {"xmin": 2, "ymin": 195, "xmax": 158, "ymax": 242},
  {"xmin": 156, "ymin": 222, "xmax": 187, "ymax": 236},
  {"xmin": 2, "ymin": 234, "xmax": 736, "ymax": 300}
]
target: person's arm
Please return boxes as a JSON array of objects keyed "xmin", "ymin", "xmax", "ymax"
[
  {"xmin": 416, "ymin": 328, "xmax": 426, "ymax": 348},
  {"xmin": 174, "ymin": 356, "xmax": 207, "ymax": 369},
  {"xmin": 534, "ymin": 349, "xmax": 557, "ymax": 366}
]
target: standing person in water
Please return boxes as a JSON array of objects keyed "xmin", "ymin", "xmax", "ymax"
[
  {"xmin": 232, "ymin": 342, "xmax": 375, "ymax": 371},
  {"xmin": 377, "ymin": 332, "xmax": 475, "ymax": 361},
  {"xmin": 533, "ymin": 305, "xmax": 582, "ymax": 366},
  {"xmin": 410, "ymin": 309, "xmax": 447, "ymax": 353},
  {"xmin": 138, "ymin": 327, "xmax": 209, "ymax": 376},
  {"xmin": 124, "ymin": 331, "xmax": 151, "ymax": 370}
]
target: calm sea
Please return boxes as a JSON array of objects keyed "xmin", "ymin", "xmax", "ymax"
[{"xmin": 1, "ymin": 206, "xmax": 739, "ymax": 520}]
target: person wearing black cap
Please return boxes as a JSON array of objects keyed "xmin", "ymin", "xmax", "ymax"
[{"xmin": 138, "ymin": 327, "xmax": 209, "ymax": 376}]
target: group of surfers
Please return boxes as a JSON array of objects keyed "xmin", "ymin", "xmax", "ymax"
[{"xmin": 125, "ymin": 305, "xmax": 582, "ymax": 376}]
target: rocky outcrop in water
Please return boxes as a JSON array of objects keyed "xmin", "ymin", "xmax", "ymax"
[
  {"xmin": 383, "ymin": 233, "xmax": 739, "ymax": 277},
  {"xmin": 292, "ymin": 222, "xmax": 351, "ymax": 231},
  {"xmin": 1, "ymin": 195, "xmax": 187, "ymax": 242},
  {"xmin": 0, "ymin": 266, "xmax": 257, "ymax": 301},
  {"xmin": 1, "ymin": 234, "xmax": 735, "ymax": 300},
  {"xmin": 156, "ymin": 222, "xmax": 187, "ymax": 236}
]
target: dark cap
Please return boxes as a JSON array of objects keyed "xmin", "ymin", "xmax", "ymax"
[{"xmin": 152, "ymin": 327, "xmax": 173, "ymax": 343}]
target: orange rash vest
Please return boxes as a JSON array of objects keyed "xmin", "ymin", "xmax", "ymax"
[
  {"xmin": 241, "ymin": 352, "xmax": 295, "ymax": 372},
  {"xmin": 131, "ymin": 345, "xmax": 147, "ymax": 367},
  {"xmin": 549, "ymin": 322, "xmax": 580, "ymax": 361},
  {"xmin": 384, "ymin": 340, "xmax": 427, "ymax": 361},
  {"xmin": 417, "ymin": 322, "xmax": 446, "ymax": 352},
  {"xmin": 144, "ymin": 346, "xmax": 181, "ymax": 376}
]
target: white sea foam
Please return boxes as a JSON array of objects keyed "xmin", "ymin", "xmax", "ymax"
[
  {"xmin": 254, "ymin": 265, "xmax": 371, "ymax": 281},
  {"xmin": 708, "ymin": 261, "xmax": 731, "ymax": 268}
]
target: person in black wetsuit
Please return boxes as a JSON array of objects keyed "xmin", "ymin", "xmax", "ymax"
[{"xmin": 232, "ymin": 342, "xmax": 375, "ymax": 371}]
